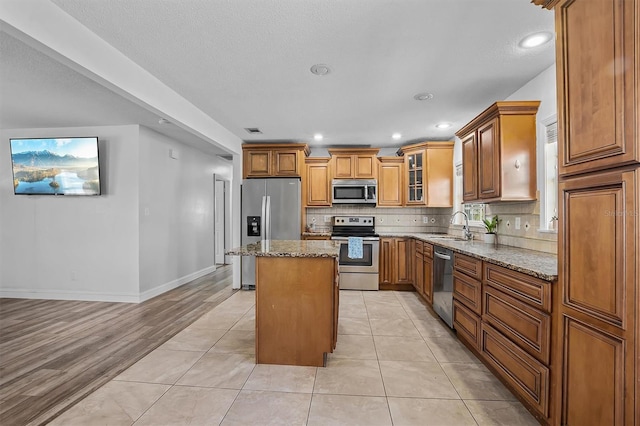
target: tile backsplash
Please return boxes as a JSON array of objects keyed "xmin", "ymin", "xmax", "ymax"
[
  {"xmin": 306, "ymin": 206, "xmax": 452, "ymax": 234},
  {"xmin": 307, "ymin": 200, "xmax": 558, "ymax": 254}
]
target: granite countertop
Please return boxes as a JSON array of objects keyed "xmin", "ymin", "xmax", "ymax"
[
  {"xmin": 378, "ymin": 232, "xmax": 558, "ymax": 281},
  {"xmin": 226, "ymin": 240, "xmax": 340, "ymax": 258}
]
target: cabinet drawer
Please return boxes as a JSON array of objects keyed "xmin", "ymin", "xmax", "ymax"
[
  {"xmin": 483, "ymin": 286, "xmax": 551, "ymax": 364},
  {"xmin": 481, "ymin": 323, "xmax": 549, "ymax": 418},
  {"xmin": 415, "ymin": 240, "xmax": 424, "ymax": 254},
  {"xmin": 454, "ymin": 253, "xmax": 482, "ymax": 280},
  {"xmin": 423, "ymin": 243, "xmax": 433, "ymax": 259},
  {"xmin": 453, "ymin": 270, "xmax": 482, "ymax": 315},
  {"xmin": 453, "ymin": 300, "xmax": 481, "ymax": 351},
  {"xmin": 484, "ymin": 264, "xmax": 552, "ymax": 313}
]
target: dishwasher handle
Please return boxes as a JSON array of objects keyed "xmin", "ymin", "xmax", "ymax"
[{"xmin": 434, "ymin": 251, "xmax": 451, "ymax": 261}]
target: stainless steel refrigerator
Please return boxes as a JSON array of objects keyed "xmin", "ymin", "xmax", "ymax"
[{"xmin": 241, "ymin": 178, "xmax": 301, "ymax": 288}]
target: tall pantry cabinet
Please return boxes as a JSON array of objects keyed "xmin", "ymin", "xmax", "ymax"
[{"xmin": 533, "ymin": 0, "xmax": 639, "ymax": 424}]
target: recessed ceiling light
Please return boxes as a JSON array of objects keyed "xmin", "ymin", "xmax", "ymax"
[
  {"xmin": 310, "ymin": 64, "xmax": 331, "ymax": 76},
  {"xmin": 413, "ymin": 92, "xmax": 434, "ymax": 101},
  {"xmin": 392, "ymin": 133, "xmax": 402, "ymax": 140},
  {"xmin": 314, "ymin": 133, "xmax": 323, "ymax": 141},
  {"xmin": 435, "ymin": 123, "xmax": 452, "ymax": 129},
  {"xmin": 519, "ymin": 32, "xmax": 553, "ymax": 48}
]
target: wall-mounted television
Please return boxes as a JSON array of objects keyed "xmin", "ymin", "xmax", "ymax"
[{"xmin": 10, "ymin": 137, "xmax": 101, "ymax": 196}]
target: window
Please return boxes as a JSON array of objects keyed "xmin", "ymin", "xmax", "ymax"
[
  {"xmin": 453, "ymin": 163, "xmax": 485, "ymax": 226},
  {"xmin": 541, "ymin": 116, "xmax": 558, "ymax": 231},
  {"xmin": 464, "ymin": 203, "xmax": 486, "ymax": 225}
]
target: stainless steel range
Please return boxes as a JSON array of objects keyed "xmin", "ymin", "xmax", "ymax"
[{"xmin": 330, "ymin": 216, "xmax": 380, "ymax": 291}]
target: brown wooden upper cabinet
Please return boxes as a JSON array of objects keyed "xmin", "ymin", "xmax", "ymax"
[
  {"xmin": 398, "ymin": 141, "xmax": 454, "ymax": 207},
  {"xmin": 304, "ymin": 157, "xmax": 331, "ymax": 207},
  {"xmin": 328, "ymin": 148, "xmax": 379, "ymax": 179},
  {"xmin": 377, "ymin": 157, "xmax": 404, "ymax": 207},
  {"xmin": 555, "ymin": 0, "xmax": 639, "ymax": 177},
  {"xmin": 456, "ymin": 101, "xmax": 540, "ymax": 203},
  {"xmin": 243, "ymin": 143, "xmax": 310, "ymax": 179}
]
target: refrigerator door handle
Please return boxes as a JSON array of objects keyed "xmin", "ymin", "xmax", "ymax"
[
  {"xmin": 261, "ymin": 196, "xmax": 267, "ymax": 241},
  {"xmin": 265, "ymin": 195, "xmax": 272, "ymax": 240}
]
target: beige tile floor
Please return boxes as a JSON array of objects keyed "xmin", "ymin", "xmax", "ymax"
[{"xmin": 51, "ymin": 289, "xmax": 539, "ymax": 425}]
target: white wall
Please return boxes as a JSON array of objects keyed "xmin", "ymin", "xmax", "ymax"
[
  {"xmin": 505, "ymin": 64, "xmax": 557, "ymax": 193},
  {"xmin": 0, "ymin": 125, "xmax": 141, "ymax": 300},
  {"xmin": 0, "ymin": 124, "xmax": 235, "ymax": 301},
  {"xmin": 137, "ymin": 126, "xmax": 232, "ymax": 300}
]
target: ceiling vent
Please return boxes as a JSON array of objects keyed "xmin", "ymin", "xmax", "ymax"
[{"xmin": 244, "ymin": 127, "xmax": 262, "ymax": 134}]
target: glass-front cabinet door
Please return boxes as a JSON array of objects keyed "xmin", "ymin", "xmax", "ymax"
[{"xmin": 406, "ymin": 150, "xmax": 424, "ymax": 204}]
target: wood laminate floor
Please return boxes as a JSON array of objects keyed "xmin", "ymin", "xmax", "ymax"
[{"xmin": 0, "ymin": 265, "xmax": 234, "ymax": 426}]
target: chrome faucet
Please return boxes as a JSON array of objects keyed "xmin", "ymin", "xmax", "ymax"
[{"xmin": 451, "ymin": 211, "xmax": 473, "ymax": 241}]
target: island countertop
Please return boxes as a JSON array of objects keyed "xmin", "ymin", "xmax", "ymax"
[{"xmin": 226, "ymin": 239, "xmax": 340, "ymax": 258}]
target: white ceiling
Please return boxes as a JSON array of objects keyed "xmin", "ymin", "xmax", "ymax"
[{"xmin": 1, "ymin": 0, "xmax": 554, "ymax": 152}]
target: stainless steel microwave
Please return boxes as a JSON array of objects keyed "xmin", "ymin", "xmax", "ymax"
[{"xmin": 331, "ymin": 179, "xmax": 377, "ymax": 205}]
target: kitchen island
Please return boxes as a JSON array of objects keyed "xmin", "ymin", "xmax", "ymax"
[{"xmin": 227, "ymin": 240, "xmax": 340, "ymax": 367}]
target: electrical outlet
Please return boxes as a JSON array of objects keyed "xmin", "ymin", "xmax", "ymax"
[
  {"xmin": 423, "ymin": 216, "xmax": 429, "ymax": 223},
  {"xmin": 324, "ymin": 215, "xmax": 331, "ymax": 223},
  {"xmin": 515, "ymin": 217, "xmax": 521, "ymax": 230}
]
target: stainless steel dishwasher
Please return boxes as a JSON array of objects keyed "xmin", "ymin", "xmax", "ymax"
[{"xmin": 432, "ymin": 247, "xmax": 454, "ymax": 328}]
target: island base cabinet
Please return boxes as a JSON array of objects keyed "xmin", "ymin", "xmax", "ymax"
[{"xmin": 255, "ymin": 256, "xmax": 337, "ymax": 367}]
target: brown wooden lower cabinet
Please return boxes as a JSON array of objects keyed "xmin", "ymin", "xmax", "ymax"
[
  {"xmin": 483, "ymin": 284, "xmax": 551, "ymax": 364},
  {"xmin": 555, "ymin": 168, "xmax": 638, "ymax": 425},
  {"xmin": 453, "ymin": 269, "xmax": 482, "ymax": 315},
  {"xmin": 452, "ymin": 253, "xmax": 482, "ymax": 350},
  {"xmin": 411, "ymin": 240, "xmax": 433, "ymax": 304},
  {"xmin": 379, "ymin": 237, "xmax": 413, "ymax": 289},
  {"xmin": 422, "ymin": 252, "xmax": 433, "ymax": 304},
  {"xmin": 414, "ymin": 247, "xmax": 424, "ymax": 295},
  {"xmin": 481, "ymin": 322, "xmax": 550, "ymax": 418},
  {"xmin": 453, "ymin": 299, "xmax": 481, "ymax": 350},
  {"xmin": 449, "ymin": 255, "xmax": 555, "ymax": 424}
]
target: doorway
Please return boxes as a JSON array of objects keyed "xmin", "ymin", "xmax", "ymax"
[{"xmin": 214, "ymin": 176, "xmax": 227, "ymax": 265}]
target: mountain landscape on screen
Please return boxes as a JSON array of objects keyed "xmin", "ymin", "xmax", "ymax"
[{"xmin": 10, "ymin": 137, "xmax": 101, "ymax": 195}]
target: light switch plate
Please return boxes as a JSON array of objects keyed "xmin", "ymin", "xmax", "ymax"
[{"xmin": 515, "ymin": 217, "xmax": 521, "ymax": 230}]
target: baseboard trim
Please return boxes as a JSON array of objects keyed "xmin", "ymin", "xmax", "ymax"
[
  {"xmin": 138, "ymin": 265, "xmax": 217, "ymax": 302},
  {"xmin": 0, "ymin": 288, "xmax": 140, "ymax": 303},
  {"xmin": 0, "ymin": 265, "xmax": 217, "ymax": 303}
]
